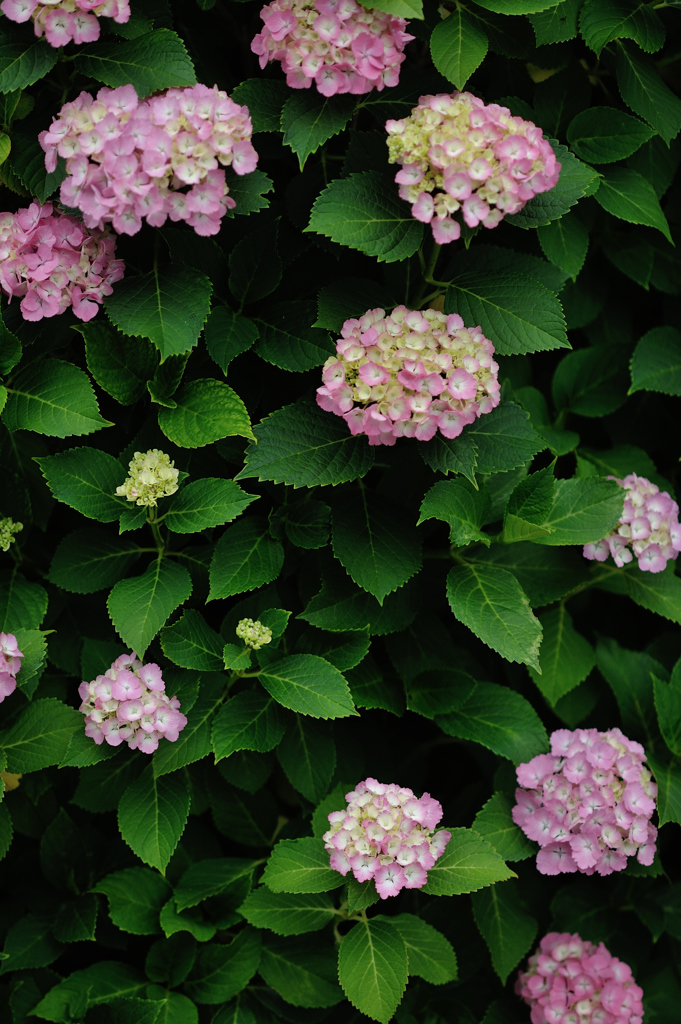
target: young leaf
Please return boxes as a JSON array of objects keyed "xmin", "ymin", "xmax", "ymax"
[
  {"xmin": 391, "ymin": 914, "xmax": 457, "ymax": 985},
  {"xmin": 0, "ymin": 698, "xmax": 81, "ymax": 773},
  {"xmin": 160, "ymin": 609, "xmax": 224, "ymax": 670},
  {"xmin": 185, "ymin": 928, "xmax": 261, "ymax": 1003},
  {"xmin": 93, "ymin": 868, "xmax": 171, "ymax": 935},
  {"xmin": 595, "ymin": 167, "xmax": 672, "ymax": 243},
  {"xmin": 3, "ymin": 359, "xmax": 110, "ymax": 437},
  {"xmin": 277, "ymin": 716, "xmax": 336, "ymax": 803},
  {"xmin": 418, "ymin": 478, "xmax": 490, "ymax": 547},
  {"xmin": 281, "ymin": 92, "xmax": 355, "ymax": 169},
  {"xmin": 254, "ymin": 301, "xmax": 334, "ymax": 372},
  {"xmin": 73, "ymin": 29, "xmax": 196, "ymax": 96},
  {"xmin": 239, "ymin": 889, "xmax": 336, "ymax": 936},
  {"xmin": 49, "ymin": 529, "xmax": 141, "ymax": 594},
  {"xmin": 259, "ymin": 935, "xmax": 343, "ymax": 1008},
  {"xmin": 437, "ymin": 681, "xmax": 549, "ymax": 762},
  {"xmin": 158, "ymin": 379, "xmax": 254, "ymax": 447},
  {"xmin": 212, "ymin": 692, "xmax": 285, "ymax": 762},
  {"xmin": 118, "ymin": 765, "xmax": 190, "ymax": 874},
  {"xmin": 567, "ymin": 106, "xmax": 654, "ymax": 164},
  {"xmin": 446, "ymin": 564, "xmax": 543, "ymax": 671},
  {"xmin": 107, "ymin": 558, "xmax": 192, "ymax": 658},
  {"xmin": 471, "ymin": 881, "xmax": 538, "ymax": 984},
  {"xmin": 208, "ymin": 517, "xmax": 284, "ymax": 601},
  {"xmin": 473, "ymin": 792, "xmax": 536, "ymax": 862},
  {"xmin": 615, "ymin": 41, "xmax": 681, "ymax": 144},
  {"xmin": 430, "ymin": 10, "xmax": 488, "ymax": 90},
  {"xmin": 528, "ymin": 606, "xmax": 595, "ymax": 706},
  {"xmin": 79, "ymin": 321, "xmax": 157, "ymax": 406},
  {"xmin": 261, "ymin": 837, "xmax": 344, "ymax": 893},
  {"xmin": 338, "ymin": 918, "xmax": 408, "ymax": 1024},
  {"xmin": 204, "ymin": 308, "xmax": 259, "ymax": 373},
  {"xmin": 422, "ymin": 827, "xmax": 514, "ymax": 895},
  {"xmin": 259, "ymin": 654, "xmax": 357, "ymax": 719},
  {"xmin": 629, "ymin": 326, "xmax": 681, "ymax": 396},
  {"xmin": 35, "ymin": 447, "xmax": 125, "ymax": 522}
]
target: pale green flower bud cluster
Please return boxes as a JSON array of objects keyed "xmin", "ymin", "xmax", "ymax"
[
  {"xmin": 0, "ymin": 518, "xmax": 23, "ymax": 553},
  {"xmin": 236, "ymin": 618, "xmax": 272, "ymax": 650},
  {"xmin": 115, "ymin": 449, "xmax": 179, "ymax": 507}
]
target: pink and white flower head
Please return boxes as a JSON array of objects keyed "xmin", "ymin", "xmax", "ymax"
[
  {"xmin": 584, "ymin": 473, "xmax": 681, "ymax": 574},
  {"xmin": 386, "ymin": 91, "xmax": 560, "ymax": 243},
  {"xmin": 39, "ymin": 83, "xmax": 259, "ymax": 238},
  {"xmin": 317, "ymin": 305, "xmax": 500, "ymax": 446},
  {"xmin": 517, "ymin": 932, "xmax": 644, "ymax": 1024},
  {"xmin": 0, "ymin": 632, "xmax": 24, "ymax": 704},
  {"xmin": 78, "ymin": 652, "xmax": 187, "ymax": 754},
  {"xmin": 0, "ymin": 202, "xmax": 124, "ymax": 323},
  {"xmin": 1, "ymin": 0, "xmax": 130, "ymax": 47},
  {"xmin": 251, "ymin": 0, "xmax": 414, "ymax": 96},
  {"xmin": 323, "ymin": 777, "xmax": 451, "ymax": 898},
  {"xmin": 512, "ymin": 728, "xmax": 657, "ymax": 877}
]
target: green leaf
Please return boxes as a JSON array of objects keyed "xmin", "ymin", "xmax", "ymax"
[
  {"xmin": 239, "ymin": 889, "xmax": 336, "ymax": 936},
  {"xmin": 629, "ymin": 326, "xmax": 681, "ymax": 396},
  {"xmin": 281, "ymin": 92, "xmax": 354, "ymax": 170},
  {"xmin": 653, "ymin": 673, "xmax": 681, "ymax": 757},
  {"xmin": 259, "ymin": 654, "xmax": 357, "ymax": 719},
  {"xmin": 106, "ymin": 266, "xmax": 212, "ymax": 360},
  {"xmin": 224, "ymin": 167, "xmax": 274, "ymax": 216},
  {"xmin": 296, "ymin": 626, "xmax": 370, "ymax": 671},
  {"xmin": 0, "ymin": 698, "xmax": 80, "ymax": 773},
  {"xmin": 406, "ymin": 668, "xmax": 477, "ymax": 718},
  {"xmin": 595, "ymin": 167, "xmax": 672, "ymax": 243},
  {"xmin": 159, "ymin": 379, "xmax": 254, "ymax": 448},
  {"xmin": 12, "ymin": 626, "xmax": 47, "ymax": 698},
  {"xmin": 185, "ymin": 928, "xmax": 261, "ymax": 1004},
  {"xmin": 118, "ymin": 765, "xmax": 190, "ymax": 874},
  {"xmin": 567, "ymin": 106, "xmax": 654, "ymax": 164},
  {"xmin": 0, "ymin": 568, "xmax": 47, "ymax": 632},
  {"xmin": 208, "ymin": 517, "xmax": 283, "ymax": 602},
  {"xmin": 0, "ymin": 804, "xmax": 11, "ymax": 862},
  {"xmin": 445, "ymin": 250, "xmax": 568, "ymax": 355},
  {"xmin": 532, "ymin": 477, "xmax": 624, "ymax": 546},
  {"xmin": 300, "ymin": 566, "xmax": 418, "ymax": 636},
  {"xmin": 2, "ymin": 358, "xmax": 110, "ymax": 437},
  {"xmin": 648, "ymin": 755, "xmax": 681, "ymax": 827},
  {"xmin": 0, "ymin": 33, "xmax": 58, "ymax": 92},
  {"xmin": 595, "ymin": 637, "xmax": 657, "ymax": 740},
  {"xmin": 35, "ymin": 447, "xmax": 124, "ymax": 522},
  {"xmin": 32, "ymin": 962, "xmax": 147, "ymax": 1022},
  {"xmin": 506, "ymin": 142, "xmax": 599, "ymax": 229},
  {"xmin": 0, "ymin": 914, "xmax": 62, "ymax": 974},
  {"xmin": 314, "ymin": 276, "xmax": 397, "ymax": 333},
  {"xmin": 160, "ymin": 609, "xmax": 223, "ymax": 670},
  {"xmin": 367, "ymin": 0, "xmax": 422, "ymax": 16},
  {"xmin": 528, "ymin": 606, "xmax": 595, "ymax": 705},
  {"xmin": 552, "ymin": 344, "xmax": 629, "ymax": 417},
  {"xmin": 108, "ymin": 558, "xmax": 192, "ymax": 659},
  {"xmin": 468, "ymin": 403, "xmax": 546, "ymax": 474},
  {"xmin": 146, "ymin": 931, "xmax": 196, "ymax": 986},
  {"xmin": 446, "ymin": 564, "xmax": 543, "ymax": 671},
  {"xmin": 228, "ymin": 221, "xmax": 282, "ymax": 305},
  {"xmin": 529, "ymin": 0, "xmax": 581, "ymax": 44},
  {"xmin": 49, "ymin": 528, "xmax": 141, "ymax": 594},
  {"xmin": 339, "ymin": 919, "xmax": 407, "ymax": 1024},
  {"xmin": 254, "ymin": 301, "xmax": 334, "ymax": 373},
  {"xmin": 236, "ymin": 399, "xmax": 374, "ymax": 489},
  {"xmin": 503, "ymin": 464, "xmax": 556, "ymax": 544},
  {"xmin": 420, "ymin": 430, "xmax": 479, "ymax": 482},
  {"xmin": 152, "ymin": 674, "xmax": 224, "ymax": 777},
  {"xmin": 331, "ymin": 491, "xmax": 422, "ymax": 604},
  {"xmin": 307, "ymin": 170, "xmax": 423, "ymax": 263},
  {"xmin": 538, "ymin": 212, "xmax": 589, "ymax": 280},
  {"xmin": 261, "ymin": 837, "xmax": 344, "ymax": 893},
  {"xmin": 277, "ymin": 717, "xmax": 335, "ymax": 802},
  {"xmin": 418, "ymin": 478, "xmax": 490, "ymax": 547},
  {"xmin": 615, "ymin": 41, "xmax": 681, "ymax": 144},
  {"xmin": 93, "ymin": 868, "xmax": 171, "ymax": 935},
  {"xmin": 437, "ymin": 681, "xmax": 548, "ymax": 762},
  {"xmin": 79, "ymin": 321, "xmax": 157, "ymax": 406},
  {"xmin": 430, "ymin": 10, "xmax": 488, "ymax": 90},
  {"xmin": 421, "ymin": 827, "xmax": 515, "ymax": 895},
  {"xmin": 53, "ymin": 893, "xmax": 98, "ymax": 943},
  {"xmin": 474, "ymin": 0, "xmax": 560, "ymax": 10},
  {"xmin": 231, "ymin": 78, "xmax": 290, "ymax": 133},
  {"xmin": 473, "ymin": 792, "xmax": 536, "ymax": 862},
  {"xmin": 471, "ymin": 881, "xmax": 538, "ymax": 984},
  {"xmin": 204, "ymin": 308, "xmax": 258, "ymax": 374},
  {"xmin": 391, "ymin": 915, "xmax": 457, "ymax": 985},
  {"xmin": 174, "ymin": 858, "xmax": 257, "ymax": 912},
  {"xmin": 259, "ymin": 935, "xmax": 343, "ymax": 1009},
  {"xmin": 164, "ymin": 479, "xmax": 257, "ymax": 535},
  {"xmin": 579, "ymin": 0, "xmax": 665, "ymax": 54},
  {"xmin": 601, "ymin": 562, "xmax": 681, "ymax": 625},
  {"xmin": 0, "ymin": 320, "xmax": 21, "ymax": 376},
  {"xmin": 212, "ymin": 692, "xmax": 284, "ymax": 762},
  {"xmin": 73, "ymin": 29, "xmax": 196, "ymax": 97}
]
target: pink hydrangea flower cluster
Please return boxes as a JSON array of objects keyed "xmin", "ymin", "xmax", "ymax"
[
  {"xmin": 78, "ymin": 652, "xmax": 187, "ymax": 755},
  {"xmin": 584, "ymin": 473, "xmax": 681, "ymax": 574},
  {"xmin": 386, "ymin": 91, "xmax": 561, "ymax": 244},
  {"xmin": 317, "ymin": 305, "xmax": 500, "ymax": 445},
  {"xmin": 512, "ymin": 728, "xmax": 657, "ymax": 877},
  {"xmin": 0, "ymin": 633, "xmax": 24, "ymax": 705},
  {"xmin": 1, "ymin": 0, "xmax": 129, "ymax": 48},
  {"xmin": 0, "ymin": 201, "xmax": 124, "ymax": 322},
  {"xmin": 39, "ymin": 83, "xmax": 259, "ymax": 237},
  {"xmin": 323, "ymin": 777, "xmax": 451, "ymax": 899},
  {"xmin": 517, "ymin": 932, "xmax": 644, "ymax": 1024},
  {"xmin": 251, "ymin": 0, "xmax": 413, "ymax": 97}
]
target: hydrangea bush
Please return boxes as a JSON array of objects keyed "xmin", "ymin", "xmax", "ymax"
[{"xmin": 1, "ymin": 1, "xmax": 681, "ymax": 1023}]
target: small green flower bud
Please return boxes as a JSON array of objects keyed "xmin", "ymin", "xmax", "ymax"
[
  {"xmin": 115, "ymin": 449, "xmax": 179, "ymax": 507},
  {"xmin": 0, "ymin": 518, "xmax": 22, "ymax": 553},
  {"xmin": 236, "ymin": 618, "xmax": 272, "ymax": 650}
]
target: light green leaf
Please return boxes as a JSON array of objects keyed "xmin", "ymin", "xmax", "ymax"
[
  {"xmin": 185, "ymin": 928, "xmax": 261, "ymax": 1004},
  {"xmin": 339, "ymin": 918, "xmax": 407, "ymax": 1024},
  {"xmin": 532, "ymin": 477, "xmax": 624, "ymax": 546},
  {"xmin": 107, "ymin": 558, "xmax": 192, "ymax": 659},
  {"xmin": 158, "ymin": 379, "xmax": 253, "ymax": 448},
  {"xmin": 306, "ymin": 170, "xmax": 423, "ymax": 263},
  {"xmin": 437, "ymin": 681, "xmax": 548, "ymax": 762},
  {"xmin": 160, "ymin": 609, "xmax": 223, "ymax": 670},
  {"xmin": 277, "ymin": 717, "xmax": 335, "ymax": 803},
  {"xmin": 418, "ymin": 478, "xmax": 490, "ymax": 547},
  {"xmin": 2, "ymin": 359, "xmax": 110, "ymax": 437},
  {"xmin": 421, "ymin": 827, "xmax": 515, "ymax": 895},
  {"xmin": 73, "ymin": 29, "xmax": 196, "ymax": 97},
  {"xmin": 208, "ymin": 517, "xmax": 284, "ymax": 602},
  {"xmin": 204, "ymin": 308, "xmax": 258, "ymax": 374},
  {"xmin": 430, "ymin": 10, "xmax": 488, "ymax": 90},
  {"xmin": 93, "ymin": 868, "xmax": 171, "ymax": 935},
  {"xmin": 630, "ymin": 326, "xmax": 681, "ymax": 396},
  {"xmin": 259, "ymin": 654, "xmax": 357, "ymax": 720},
  {"xmin": 446, "ymin": 564, "xmax": 543, "ymax": 671},
  {"xmin": 35, "ymin": 447, "xmax": 126, "ymax": 522},
  {"xmin": 506, "ymin": 142, "xmax": 599, "ymax": 229},
  {"xmin": 79, "ymin": 321, "xmax": 157, "ymax": 406},
  {"xmin": 212, "ymin": 692, "xmax": 285, "ymax": 762},
  {"xmin": 118, "ymin": 765, "xmax": 190, "ymax": 874},
  {"xmin": 615, "ymin": 41, "xmax": 681, "ymax": 144},
  {"xmin": 471, "ymin": 881, "xmax": 538, "ymax": 984},
  {"xmin": 567, "ymin": 106, "xmax": 654, "ymax": 163},
  {"xmin": 106, "ymin": 266, "xmax": 212, "ymax": 360},
  {"xmin": 529, "ymin": 605, "xmax": 595, "ymax": 705},
  {"xmin": 236, "ymin": 399, "xmax": 374, "ymax": 489},
  {"xmin": 281, "ymin": 92, "xmax": 354, "ymax": 170},
  {"xmin": 0, "ymin": 698, "xmax": 80, "ymax": 773},
  {"xmin": 259, "ymin": 935, "xmax": 343, "ymax": 1009},
  {"xmin": 174, "ymin": 858, "xmax": 257, "ymax": 912},
  {"xmin": 579, "ymin": 0, "xmax": 665, "ymax": 54},
  {"xmin": 239, "ymin": 889, "xmax": 336, "ymax": 936},
  {"xmin": 473, "ymin": 792, "xmax": 535, "ymax": 862},
  {"xmin": 49, "ymin": 529, "xmax": 141, "ymax": 594},
  {"xmin": 538, "ymin": 212, "xmax": 589, "ymax": 280},
  {"xmin": 595, "ymin": 167, "xmax": 672, "ymax": 243},
  {"xmin": 391, "ymin": 915, "xmax": 457, "ymax": 985},
  {"xmin": 254, "ymin": 301, "xmax": 334, "ymax": 372},
  {"xmin": 367, "ymin": 0, "xmax": 422, "ymax": 16},
  {"xmin": 261, "ymin": 837, "xmax": 344, "ymax": 894}
]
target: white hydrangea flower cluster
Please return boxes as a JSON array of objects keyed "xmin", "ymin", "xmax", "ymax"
[
  {"xmin": 115, "ymin": 450, "xmax": 179, "ymax": 507},
  {"xmin": 236, "ymin": 618, "xmax": 273, "ymax": 650},
  {"xmin": 0, "ymin": 519, "xmax": 23, "ymax": 553}
]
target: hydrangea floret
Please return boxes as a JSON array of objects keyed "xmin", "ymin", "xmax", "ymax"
[
  {"xmin": 251, "ymin": 0, "xmax": 414, "ymax": 97},
  {"xmin": 517, "ymin": 932, "xmax": 644, "ymax": 1024},
  {"xmin": 78, "ymin": 652, "xmax": 187, "ymax": 754},
  {"xmin": 317, "ymin": 305, "xmax": 500, "ymax": 445},
  {"xmin": 0, "ymin": 633, "xmax": 24, "ymax": 705},
  {"xmin": 386, "ymin": 91, "xmax": 561, "ymax": 244},
  {"xmin": 0, "ymin": 519, "xmax": 23, "ymax": 553},
  {"xmin": 39, "ymin": 83, "xmax": 259, "ymax": 237},
  {"xmin": 512, "ymin": 727, "xmax": 657, "ymax": 877},
  {"xmin": 236, "ymin": 618, "xmax": 273, "ymax": 650},
  {"xmin": 0, "ymin": 201, "xmax": 124, "ymax": 322},
  {"xmin": 584, "ymin": 473, "xmax": 681, "ymax": 574},
  {"xmin": 323, "ymin": 777, "xmax": 451, "ymax": 898},
  {"xmin": 1, "ymin": 0, "xmax": 129, "ymax": 47},
  {"xmin": 115, "ymin": 450, "xmax": 179, "ymax": 507}
]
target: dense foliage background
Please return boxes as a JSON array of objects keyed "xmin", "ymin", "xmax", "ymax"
[{"xmin": 1, "ymin": 0, "xmax": 681, "ymax": 1022}]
